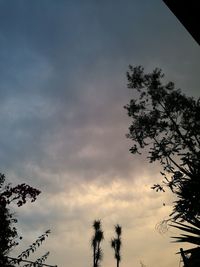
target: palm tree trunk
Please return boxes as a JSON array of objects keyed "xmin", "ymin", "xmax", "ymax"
[
  {"xmin": 93, "ymin": 246, "xmax": 96, "ymax": 267},
  {"xmin": 95, "ymin": 241, "xmax": 100, "ymax": 267},
  {"xmin": 117, "ymin": 258, "xmax": 119, "ymax": 267}
]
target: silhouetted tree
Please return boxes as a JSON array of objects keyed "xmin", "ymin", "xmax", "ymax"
[
  {"xmin": 0, "ymin": 172, "xmax": 40, "ymax": 266},
  {"xmin": 0, "ymin": 173, "xmax": 57, "ymax": 266},
  {"xmin": 91, "ymin": 220, "xmax": 104, "ymax": 267},
  {"xmin": 170, "ymin": 218, "xmax": 200, "ymax": 267},
  {"xmin": 124, "ymin": 66, "xmax": 200, "ymax": 223},
  {"xmin": 111, "ymin": 224, "xmax": 122, "ymax": 267},
  {"xmin": 8, "ymin": 230, "xmax": 51, "ymax": 266}
]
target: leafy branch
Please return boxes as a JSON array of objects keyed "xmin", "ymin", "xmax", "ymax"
[{"xmin": 9, "ymin": 230, "xmax": 51, "ymax": 265}]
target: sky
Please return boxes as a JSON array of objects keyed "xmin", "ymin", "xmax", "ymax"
[{"xmin": 0, "ymin": 1, "xmax": 200, "ymax": 267}]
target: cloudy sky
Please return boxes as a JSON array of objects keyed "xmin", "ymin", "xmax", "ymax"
[{"xmin": 0, "ymin": 1, "xmax": 200, "ymax": 267}]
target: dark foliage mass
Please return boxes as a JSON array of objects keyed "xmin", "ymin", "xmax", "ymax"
[
  {"xmin": 111, "ymin": 225, "xmax": 122, "ymax": 267},
  {"xmin": 91, "ymin": 220, "xmax": 104, "ymax": 267},
  {"xmin": 124, "ymin": 66, "xmax": 200, "ymax": 222},
  {"xmin": 0, "ymin": 173, "xmax": 41, "ymax": 266}
]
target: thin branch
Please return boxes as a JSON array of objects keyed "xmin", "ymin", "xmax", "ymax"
[
  {"xmin": 7, "ymin": 257, "xmax": 57, "ymax": 267},
  {"xmin": 159, "ymin": 101, "xmax": 198, "ymax": 157}
]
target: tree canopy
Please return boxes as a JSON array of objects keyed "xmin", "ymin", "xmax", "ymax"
[
  {"xmin": 124, "ymin": 66, "xmax": 200, "ymax": 222},
  {"xmin": 0, "ymin": 172, "xmax": 58, "ymax": 266},
  {"xmin": 0, "ymin": 172, "xmax": 41, "ymax": 266}
]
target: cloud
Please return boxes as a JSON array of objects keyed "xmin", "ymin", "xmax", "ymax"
[
  {"xmin": 0, "ymin": 1, "xmax": 200, "ymax": 267},
  {"xmin": 13, "ymin": 176, "xmax": 179, "ymax": 267}
]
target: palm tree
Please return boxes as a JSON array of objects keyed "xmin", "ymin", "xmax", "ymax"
[
  {"xmin": 111, "ymin": 224, "xmax": 122, "ymax": 267},
  {"xmin": 170, "ymin": 218, "xmax": 200, "ymax": 266},
  {"xmin": 170, "ymin": 218, "xmax": 200, "ymax": 245},
  {"xmin": 91, "ymin": 220, "xmax": 104, "ymax": 267}
]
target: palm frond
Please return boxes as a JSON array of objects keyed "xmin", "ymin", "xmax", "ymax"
[
  {"xmin": 115, "ymin": 225, "xmax": 122, "ymax": 236},
  {"xmin": 93, "ymin": 220, "xmax": 101, "ymax": 231},
  {"xmin": 169, "ymin": 222, "xmax": 200, "ymax": 236},
  {"xmin": 111, "ymin": 239, "xmax": 115, "ymax": 249},
  {"xmin": 171, "ymin": 235, "xmax": 200, "ymax": 245},
  {"xmin": 170, "ymin": 219, "xmax": 200, "ymax": 246}
]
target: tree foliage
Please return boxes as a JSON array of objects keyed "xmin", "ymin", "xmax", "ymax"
[
  {"xmin": 0, "ymin": 172, "xmax": 41, "ymax": 266},
  {"xmin": 170, "ymin": 218, "xmax": 200, "ymax": 245},
  {"xmin": 111, "ymin": 224, "xmax": 122, "ymax": 267},
  {"xmin": 170, "ymin": 218, "xmax": 200, "ymax": 264},
  {"xmin": 91, "ymin": 220, "xmax": 104, "ymax": 267},
  {"xmin": 124, "ymin": 66, "xmax": 200, "ymax": 222},
  {"xmin": 23, "ymin": 252, "xmax": 50, "ymax": 267},
  {"xmin": 9, "ymin": 230, "xmax": 51, "ymax": 266},
  {"xmin": 17, "ymin": 230, "xmax": 50, "ymax": 262}
]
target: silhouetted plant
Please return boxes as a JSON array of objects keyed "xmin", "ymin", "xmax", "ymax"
[
  {"xmin": 0, "ymin": 173, "xmax": 57, "ymax": 267},
  {"xmin": 22, "ymin": 251, "xmax": 50, "ymax": 267},
  {"xmin": 9, "ymin": 230, "xmax": 51, "ymax": 265},
  {"xmin": 0, "ymin": 173, "xmax": 41, "ymax": 266},
  {"xmin": 170, "ymin": 218, "xmax": 200, "ymax": 246},
  {"xmin": 125, "ymin": 66, "xmax": 200, "ymax": 223},
  {"xmin": 111, "ymin": 224, "xmax": 122, "ymax": 267},
  {"xmin": 170, "ymin": 218, "xmax": 200, "ymax": 266},
  {"xmin": 91, "ymin": 220, "xmax": 104, "ymax": 267},
  {"xmin": 7, "ymin": 255, "xmax": 57, "ymax": 267}
]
